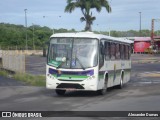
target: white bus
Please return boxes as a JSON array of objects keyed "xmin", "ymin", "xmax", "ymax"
[{"xmin": 46, "ymin": 32, "xmax": 133, "ymax": 95}]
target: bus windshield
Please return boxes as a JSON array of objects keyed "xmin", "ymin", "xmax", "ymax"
[{"xmin": 48, "ymin": 38, "xmax": 98, "ymax": 69}]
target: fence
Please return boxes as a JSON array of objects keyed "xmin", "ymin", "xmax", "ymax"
[
  {"xmin": 0, "ymin": 50, "xmax": 44, "ymax": 73},
  {"xmin": 1, "ymin": 50, "xmax": 25, "ymax": 73}
]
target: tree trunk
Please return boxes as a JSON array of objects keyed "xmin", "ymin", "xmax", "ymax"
[
  {"xmin": 85, "ymin": 21, "xmax": 91, "ymax": 31},
  {"xmin": 43, "ymin": 47, "xmax": 46, "ymax": 57}
]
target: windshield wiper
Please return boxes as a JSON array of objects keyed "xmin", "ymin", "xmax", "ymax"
[{"xmin": 75, "ymin": 56, "xmax": 85, "ymax": 70}]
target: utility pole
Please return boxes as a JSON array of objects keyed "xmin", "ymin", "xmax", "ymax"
[
  {"xmin": 32, "ymin": 23, "xmax": 35, "ymax": 50},
  {"xmin": 151, "ymin": 18, "xmax": 160, "ymax": 48},
  {"xmin": 24, "ymin": 9, "xmax": 28, "ymax": 50},
  {"xmin": 151, "ymin": 19, "xmax": 154, "ymax": 43},
  {"xmin": 139, "ymin": 12, "xmax": 142, "ymax": 37}
]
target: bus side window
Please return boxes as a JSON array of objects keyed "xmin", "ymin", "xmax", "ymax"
[
  {"xmin": 124, "ymin": 45, "xmax": 129, "ymax": 60},
  {"xmin": 120, "ymin": 44, "xmax": 124, "ymax": 60},
  {"xmin": 104, "ymin": 41, "xmax": 110, "ymax": 60},
  {"xmin": 124, "ymin": 45, "xmax": 126, "ymax": 59},
  {"xmin": 116, "ymin": 43, "xmax": 120, "ymax": 59},
  {"xmin": 111, "ymin": 43, "xmax": 116, "ymax": 60},
  {"xmin": 129, "ymin": 45, "xmax": 131, "ymax": 59}
]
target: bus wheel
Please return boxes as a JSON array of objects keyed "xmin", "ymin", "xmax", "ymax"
[
  {"xmin": 117, "ymin": 76, "xmax": 123, "ymax": 89},
  {"xmin": 97, "ymin": 83, "xmax": 107, "ymax": 95},
  {"xmin": 55, "ymin": 89, "xmax": 66, "ymax": 95}
]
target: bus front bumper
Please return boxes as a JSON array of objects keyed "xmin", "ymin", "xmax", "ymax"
[{"xmin": 46, "ymin": 75, "xmax": 98, "ymax": 91}]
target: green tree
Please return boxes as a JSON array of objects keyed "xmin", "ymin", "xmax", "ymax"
[{"xmin": 65, "ymin": 0, "xmax": 111, "ymax": 31}]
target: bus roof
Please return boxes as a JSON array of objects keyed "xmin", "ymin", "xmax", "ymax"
[{"xmin": 50, "ymin": 32, "xmax": 133, "ymax": 44}]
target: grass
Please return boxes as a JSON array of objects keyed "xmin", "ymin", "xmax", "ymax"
[
  {"xmin": 141, "ymin": 73, "xmax": 160, "ymax": 78},
  {"xmin": 0, "ymin": 70, "xmax": 8, "ymax": 77},
  {"xmin": 0, "ymin": 69, "xmax": 46, "ymax": 86},
  {"xmin": 13, "ymin": 73, "xmax": 46, "ymax": 86}
]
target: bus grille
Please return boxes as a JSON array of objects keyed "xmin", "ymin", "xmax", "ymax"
[{"xmin": 56, "ymin": 83, "xmax": 84, "ymax": 89}]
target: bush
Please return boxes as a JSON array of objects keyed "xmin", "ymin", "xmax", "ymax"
[{"xmin": 13, "ymin": 73, "xmax": 46, "ymax": 86}]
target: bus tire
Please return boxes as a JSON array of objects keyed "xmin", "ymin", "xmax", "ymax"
[
  {"xmin": 117, "ymin": 73, "xmax": 123, "ymax": 89},
  {"xmin": 97, "ymin": 87, "xmax": 107, "ymax": 95},
  {"xmin": 97, "ymin": 76, "xmax": 108, "ymax": 95},
  {"xmin": 55, "ymin": 89, "xmax": 66, "ymax": 95}
]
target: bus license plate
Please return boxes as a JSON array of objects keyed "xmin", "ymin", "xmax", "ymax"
[{"xmin": 66, "ymin": 88, "xmax": 76, "ymax": 91}]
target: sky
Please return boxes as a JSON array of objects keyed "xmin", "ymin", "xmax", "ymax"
[{"xmin": 0, "ymin": 0, "xmax": 160, "ymax": 31}]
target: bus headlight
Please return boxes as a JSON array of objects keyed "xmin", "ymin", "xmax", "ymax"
[{"xmin": 47, "ymin": 74, "xmax": 55, "ymax": 80}]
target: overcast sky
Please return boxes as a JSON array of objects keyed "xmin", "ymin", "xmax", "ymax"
[{"xmin": 0, "ymin": 0, "xmax": 160, "ymax": 31}]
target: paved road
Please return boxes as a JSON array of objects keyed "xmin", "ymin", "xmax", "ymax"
[
  {"xmin": 0, "ymin": 76, "xmax": 26, "ymax": 86},
  {"xmin": 0, "ymin": 55, "xmax": 160, "ymax": 119},
  {"xmin": 25, "ymin": 55, "xmax": 46, "ymax": 75}
]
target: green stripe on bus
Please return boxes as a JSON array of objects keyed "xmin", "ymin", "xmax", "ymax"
[{"xmin": 52, "ymin": 74, "xmax": 88, "ymax": 80}]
